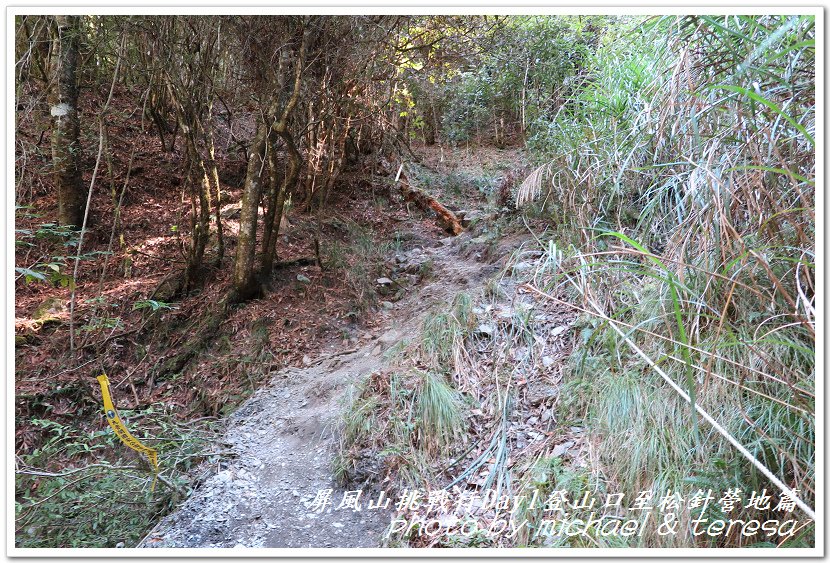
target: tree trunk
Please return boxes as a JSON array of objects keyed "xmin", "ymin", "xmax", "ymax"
[
  {"xmin": 302, "ymin": 102, "xmax": 316, "ymax": 206},
  {"xmin": 423, "ymin": 100, "xmax": 437, "ymax": 146},
  {"xmin": 317, "ymin": 116, "xmax": 351, "ymax": 209},
  {"xmin": 231, "ymin": 21, "xmax": 308, "ymax": 303},
  {"xmin": 182, "ymin": 138, "xmax": 212, "ymax": 293},
  {"xmin": 207, "ymin": 117, "xmax": 224, "ymax": 267},
  {"xmin": 260, "ymin": 129, "xmax": 284, "ymax": 277},
  {"xmin": 229, "ymin": 121, "xmax": 267, "ymax": 302},
  {"xmin": 261, "ymin": 30, "xmax": 307, "ymax": 275},
  {"xmin": 49, "ymin": 15, "xmax": 84, "ymax": 228},
  {"xmin": 260, "ymin": 127, "xmax": 301, "ymax": 278}
]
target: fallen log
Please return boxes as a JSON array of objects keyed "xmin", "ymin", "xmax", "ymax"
[{"xmin": 395, "ymin": 164, "xmax": 464, "ymax": 235}]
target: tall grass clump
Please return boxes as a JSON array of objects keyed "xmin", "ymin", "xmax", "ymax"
[
  {"xmin": 335, "ymin": 295, "xmax": 475, "ymax": 489},
  {"xmin": 521, "ymin": 15, "xmax": 815, "ymax": 547}
]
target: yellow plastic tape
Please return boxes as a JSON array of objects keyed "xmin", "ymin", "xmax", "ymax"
[{"xmin": 96, "ymin": 374, "xmax": 159, "ymax": 489}]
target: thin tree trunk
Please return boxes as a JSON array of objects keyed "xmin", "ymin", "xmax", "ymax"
[
  {"xmin": 261, "ymin": 24, "xmax": 308, "ymax": 275},
  {"xmin": 260, "ymin": 127, "xmax": 301, "ymax": 278},
  {"xmin": 318, "ymin": 116, "xmax": 351, "ymax": 209},
  {"xmin": 231, "ymin": 20, "xmax": 308, "ymax": 302},
  {"xmin": 229, "ymin": 121, "xmax": 267, "ymax": 302},
  {"xmin": 423, "ymin": 100, "xmax": 436, "ymax": 146},
  {"xmin": 260, "ymin": 128, "xmax": 282, "ymax": 275},
  {"xmin": 208, "ymin": 122, "xmax": 224, "ymax": 266},
  {"xmin": 521, "ymin": 56, "xmax": 529, "ymax": 135},
  {"xmin": 183, "ymin": 141, "xmax": 212, "ymax": 292},
  {"xmin": 303, "ymin": 102, "xmax": 316, "ymax": 208}
]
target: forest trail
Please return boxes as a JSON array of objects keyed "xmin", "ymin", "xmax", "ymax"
[
  {"xmin": 141, "ymin": 215, "xmax": 517, "ymax": 548},
  {"xmin": 15, "ymin": 14, "xmax": 816, "ymax": 551}
]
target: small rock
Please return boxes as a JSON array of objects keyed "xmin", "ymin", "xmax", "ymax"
[
  {"xmin": 381, "ymin": 301, "xmax": 394, "ymax": 310},
  {"xmin": 460, "ymin": 210, "xmax": 482, "ymax": 227},
  {"xmin": 296, "ymin": 274, "xmax": 311, "ymax": 284},
  {"xmin": 551, "ymin": 440, "xmax": 575, "ymax": 458},
  {"xmin": 476, "ymin": 323, "xmax": 495, "ymax": 337},
  {"xmin": 550, "ymin": 326, "xmax": 569, "ymax": 338},
  {"xmin": 512, "ymin": 261, "xmax": 533, "ymax": 274},
  {"xmin": 376, "ymin": 277, "xmax": 393, "ymax": 285},
  {"xmin": 513, "ymin": 346, "xmax": 528, "ymax": 361},
  {"xmin": 115, "ymin": 542, "xmax": 125, "ymax": 548},
  {"xmin": 33, "ymin": 296, "xmax": 66, "ymax": 321},
  {"xmin": 220, "ymin": 203, "xmax": 242, "ymax": 219},
  {"xmin": 541, "ymin": 410, "xmax": 552, "ymax": 423},
  {"xmin": 378, "ymin": 329, "xmax": 399, "ymax": 346}
]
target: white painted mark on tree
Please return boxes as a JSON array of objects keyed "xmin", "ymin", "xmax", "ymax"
[{"xmin": 50, "ymin": 103, "xmax": 71, "ymax": 117}]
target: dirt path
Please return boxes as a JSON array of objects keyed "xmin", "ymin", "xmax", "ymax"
[{"xmin": 141, "ymin": 221, "xmax": 512, "ymax": 548}]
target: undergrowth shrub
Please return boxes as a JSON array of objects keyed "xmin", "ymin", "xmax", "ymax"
[
  {"xmin": 15, "ymin": 404, "xmax": 220, "ymax": 548},
  {"xmin": 520, "ymin": 14, "xmax": 815, "ymax": 547}
]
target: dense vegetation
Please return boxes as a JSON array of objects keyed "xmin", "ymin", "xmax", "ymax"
[
  {"xmin": 14, "ymin": 14, "xmax": 815, "ymax": 549},
  {"xmin": 519, "ymin": 15, "xmax": 816, "ymax": 547}
]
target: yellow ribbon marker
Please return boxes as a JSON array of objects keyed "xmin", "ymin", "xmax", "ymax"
[{"xmin": 96, "ymin": 374, "xmax": 159, "ymax": 490}]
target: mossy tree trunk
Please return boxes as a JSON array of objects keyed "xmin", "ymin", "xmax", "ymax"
[{"xmin": 48, "ymin": 15, "xmax": 84, "ymax": 229}]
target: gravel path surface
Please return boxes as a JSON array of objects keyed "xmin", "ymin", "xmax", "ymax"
[{"xmin": 141, "ymin": 224, "xmax": 511, "ymax": 549}]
